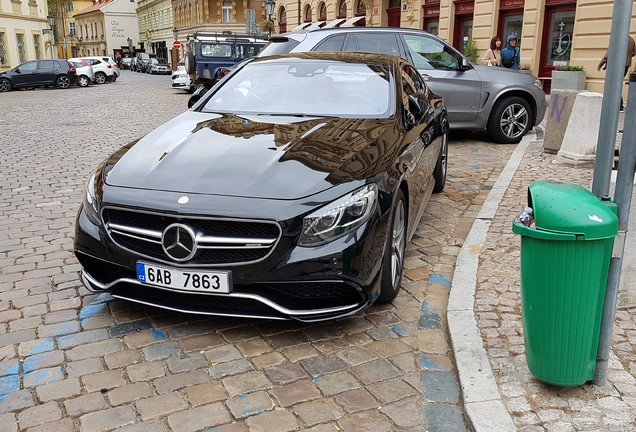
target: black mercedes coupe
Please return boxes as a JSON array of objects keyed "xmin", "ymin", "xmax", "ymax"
[{"xmin": 74, "ymin": 52, "xmax": 449, "ymax": 322}]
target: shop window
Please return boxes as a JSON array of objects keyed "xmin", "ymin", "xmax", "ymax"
[
  {"xmin": 337, "ymin": 0, "xmax": 347, "ymax": 19},
  {"xmin": 319, "ymin": 2, "xmax": 326, "ymax": 21},
  {"xmin": 304, "ymin": 4, "xmax": 312, "ymax": 22}
]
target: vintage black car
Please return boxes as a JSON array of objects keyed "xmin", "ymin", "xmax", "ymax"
[{"xmin": 74, "ymin": 52, "xmax": 449, "ymax": 322}]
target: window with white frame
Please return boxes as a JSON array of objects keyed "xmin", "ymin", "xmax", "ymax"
[
  {"xmin": 222, "ymin": 0, "xmax": 232, "ymax": 23},
  {"xmin": 0, "ymin": 32, "xmax": 7, "ymax": 66},
  {"xmin": 33, "ymin": 34, "xmax": 41, "ymax": 59},
  {"xmin": 17, "ymin": 34, "xmax": 26, "ymax": 63},
  {"xmin": 69, "ymin": 23, "xmax": 76, "ymax": 37}
]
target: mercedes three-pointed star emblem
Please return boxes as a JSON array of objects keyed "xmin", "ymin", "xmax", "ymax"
[{"xmin": 161, "ymin": 223, "xmax": 197, "ymax": 261}]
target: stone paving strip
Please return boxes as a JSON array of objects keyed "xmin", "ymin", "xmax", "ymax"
[
  {"xmin": 449, "ymin": 125, "xmax": 636, "ymax": 431},
  {"xmin": 0, "ymin": 71, "xmax": 519, "ymax": 431}
]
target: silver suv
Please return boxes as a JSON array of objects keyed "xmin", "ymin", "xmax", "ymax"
[{"xmin": 258, "ymin": 27, "xmax": 546, "ymax": 144}]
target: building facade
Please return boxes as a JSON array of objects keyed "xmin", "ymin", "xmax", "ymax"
[
  {"xmin": 74, "ymin": 0, "xmax": 139, "ymax": 59},
  {"xmin": 50, "ymin": 0, "xmax": 94, "ymax": 59},
  {"xmin": 0, "ymin": 0, "xmax": 51, "ymax": 70},
  {"xmin": 136, "ymin": 0, "xmax": 173, "ymax": 61},
  {"xmin": 271, "ymin": 0, "xmax": 636, "ymax": 93}
]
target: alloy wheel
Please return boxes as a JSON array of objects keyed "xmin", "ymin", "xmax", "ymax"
[
  {"xmin": 391, "ymin": 199, "xmax": 406, "ymax": 288},
  {"xmin": 57, "ymin": 76, "xmax": 71, "ymax": 89},
  {"xmin": 500, "ymin": 103, "xmax": 529, "ymax": 140},
  {"xmin": 78, "ymin": 76, "xmax": 89, "ymax": 87},
  {"xmin": 96, "ymin": 73, "xmax": 106, "ymax": 84},
  {"xmin": 0, "ymin": 79, "xmax": 11, "ymax": 92}
]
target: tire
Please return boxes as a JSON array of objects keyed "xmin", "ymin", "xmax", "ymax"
[
  {"xmin": 433, "ymin": 115, "xmax": 449, "ymax": 193},
  {"xmin": 95, "ymin": 72, "xmax": 107, "ymax": 84},
  {"xmin": 56, "ymin": 75, "xmax": 71, "ymax": 89},
  {"xmin": 487, "ymin": 96, "xmax": 532, "ymax": 144},
  {"xmin": 78, "ymin": 75, "xmax": 90, "ymax": 87},
  {"xmin": 185, "ymin": 50, "xmax": 196, "ymax": 75},
  {"xmin": 108, "ymin": 75, "xmax": 117, "ymax": 82},
  {"xmin": 378, "ymin": 189, "xmax": 407, "ymax": 303},
  {"xmin": 0, "ymin": 78, "xmax": 12, "ymax": 92}
]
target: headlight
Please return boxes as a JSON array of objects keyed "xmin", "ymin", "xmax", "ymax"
[
  {"xmin": 533, "ymin": 79, "xmax": 542, "ymax": 89},
  {"xmin": 299, "ymin": 184, "xmax": 377, "ymax": 246},
  {"xmin": 83, "ymin": 172, "xmax": 101, "ymax": 225}
]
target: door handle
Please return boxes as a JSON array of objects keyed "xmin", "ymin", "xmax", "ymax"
[{"xmin": 421, "ymin": 74, "xmax": 431, "ymax": 81}]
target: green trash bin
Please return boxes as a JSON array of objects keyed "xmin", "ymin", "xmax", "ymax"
[{"xmin": 512, "ymin": 180, "xmax": 618, "ymax": 386}]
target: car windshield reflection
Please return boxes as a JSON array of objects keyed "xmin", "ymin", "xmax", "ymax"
[{"xmin": 200, "ymin": 60, "xmax": 394, "ymax": 118}]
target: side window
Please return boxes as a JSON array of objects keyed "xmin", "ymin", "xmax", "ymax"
[
  {"xmin": 355, "ymin": 33, "xmax": 401, "ymax": 57},
  {"xmin": 402, "ymin": 34, "xmax": 459, "ymax": 71},
  {"xmin": 20, "ymin": 61, "xmax": 37, "ymax": 71},
  {"xmin": 312, "ymin": 35, "xmax": 346, "ymax": 52},
  {"xmin": 343, "ymin": 35, "xmax": 358, "ymax": 52},
  {"xmin": 37, "ymin": 60, "xmax": 55, "ymax": 69}
]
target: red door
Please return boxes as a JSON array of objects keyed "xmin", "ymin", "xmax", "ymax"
[{"xmin": 387, "ymin": 7, "xmax": 400, "ymax": 27}]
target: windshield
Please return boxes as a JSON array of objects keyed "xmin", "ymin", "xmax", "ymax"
[
  {"xmin": 201, "ymin": 59, "xmax": 393, "ymax": 118},
  {"xmin": 200, "ymin": 43, "xmax": 265, "ymax": 59}
]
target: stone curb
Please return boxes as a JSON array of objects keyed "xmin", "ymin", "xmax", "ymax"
[{"xmin": 447, "ymin": 128, "xmax": 542, "ymax": 432}]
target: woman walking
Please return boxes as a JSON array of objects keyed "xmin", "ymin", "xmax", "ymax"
[{"xmin": 482, "ymin": 36, "xmax": 502, "ymax": 66}]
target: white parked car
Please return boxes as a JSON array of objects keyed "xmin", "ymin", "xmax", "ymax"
[
  {"xmin": 99, "ymin": 56, "xmax": 121, "ymax": 79},
  {"xmin": 69, "ymin": 57, "xmax": 117, "ymax": 84},
  {"xmin": 68, "ymin": 60, "xmax": 95, "ymax": 87},
  {"xmin": 171, "ymin": 64, "xmax": 192, "ymax": 92}
]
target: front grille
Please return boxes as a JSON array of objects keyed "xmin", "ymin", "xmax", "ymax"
[{"xmin": 102, "ymin": 208, "xmax": 281, "ymax": 266}]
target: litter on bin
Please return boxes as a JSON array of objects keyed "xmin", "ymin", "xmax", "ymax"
[{"xmin": 519, "ymin": 207, "xmax": 535, "ymax": 228}]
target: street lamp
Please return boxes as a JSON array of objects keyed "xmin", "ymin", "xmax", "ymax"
[
  {"xmin": 46, "ymin": 13, "xmax": 55, "ymax": 59},
  {"xmin": 265, "ymin": 0, "xmax": 276, "ymax": 36},
  {"xmin": 127, "ymin": 37, "xmax": 133, "ymax": 57},
  {"xmin": 172, "ymin": 27, "xmax": 179, "ymax": 40}
]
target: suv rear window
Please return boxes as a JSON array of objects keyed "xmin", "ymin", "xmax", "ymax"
[{"xmin": 259, "ymin": 38, "xmax": 301, "ymax": 57}]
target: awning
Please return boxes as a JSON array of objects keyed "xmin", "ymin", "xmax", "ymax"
[
  {"xmin": 305, "ymin": 21, "xmax": 327, "ymax": 31},
  {"xmin": 324, "ymin": 18, "xmax": 347, "ymax": 28},
  {"xmin": 290, "ymin": 23, "xmax": 313, "ymax": 32},
  {"xmin": 340, "ymin": 16, "xmax": 366, "ymax": 27}
]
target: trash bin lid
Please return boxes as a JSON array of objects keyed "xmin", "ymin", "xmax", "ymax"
[{"xmin": 528, "ymin": 180, "xmax": 618, "ymax": 240}]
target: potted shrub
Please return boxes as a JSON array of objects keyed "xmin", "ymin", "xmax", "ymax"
[
  {"xmin": 463, "ymin": 38, "xmax": 479, "ymax": 63},
  {"xmin": 551, "ymin": 65, "xmax": 586, "ymax": 91}
]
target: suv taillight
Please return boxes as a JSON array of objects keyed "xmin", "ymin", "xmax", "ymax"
[
  {"xmin": 107, "ymin": 64, "xmax": 112, "ymax": 68},
  {"xmin": 113, "ymin": 63, "xmax": 119, "ymax": 68},
  {"xmin": 69, "ymin": 67, "xmax": 76, "ymax": 74}
]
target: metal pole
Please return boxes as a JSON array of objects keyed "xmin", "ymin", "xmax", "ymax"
[
  {"xmin": 591, "ymin": 0, "xmax": 633, "ymax": 199},
  {"xmin": 594, "ymin": 72, "xmax": 636, "ymax": 386}
]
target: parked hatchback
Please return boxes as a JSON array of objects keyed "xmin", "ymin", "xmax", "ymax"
[
  {"xmin": 258, "ymin": 27, "xmax": 547, "ymax": 144},
  {"xmin": 0, "ymin": 60, "xmax": 78, "ymax": 92}
]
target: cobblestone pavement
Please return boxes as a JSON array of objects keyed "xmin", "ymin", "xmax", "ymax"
[
  {"xmin": 0, "ymin": 70, "xmax": 515, "ymax": 431},
  {"xmin": 477, "ymin": 137, "xmax": 636, "ymax": 431}
]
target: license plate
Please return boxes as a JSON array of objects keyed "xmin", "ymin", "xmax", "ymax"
[{"xmin": 136, "ymin": 262, "xmax": 232, "ymax": 294}]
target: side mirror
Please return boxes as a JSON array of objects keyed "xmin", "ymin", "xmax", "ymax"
[
  {"xmin": 188, "ymin": 86, "xmax": 206, "ymax": 109},
  {"xmin": 460, "ymin": 58, "xmax": 471, "ymax": 70},
  {"xmin": 14, "ymin": 68, "xmax": 20, "ymax": 74}
]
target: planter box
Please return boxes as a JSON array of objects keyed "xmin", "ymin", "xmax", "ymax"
[{"xmin": 551, "ymin": 70, "xmax": 586, "ymax": 91}]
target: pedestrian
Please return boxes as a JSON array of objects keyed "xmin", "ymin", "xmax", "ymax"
[
  {"xmin": 500, "ymin": 35, "xmax": 520, "ymax": 70},
  {"xmin": 482, "ymin": 36, "xmax": 502, "ymax": 66},
  {"xmin": 597, "ymin": 35, "xmax": 636, "ymax": 111}
]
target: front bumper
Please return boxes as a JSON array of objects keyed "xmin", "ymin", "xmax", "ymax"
[{"xmin": 74, "ymin": 194, "xmax": 387, "ymax": 322}]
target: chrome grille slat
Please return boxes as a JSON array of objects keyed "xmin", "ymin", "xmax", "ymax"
[{"xmin": 102, "ymin": 207, "xmax": 282, "ymax": 267}]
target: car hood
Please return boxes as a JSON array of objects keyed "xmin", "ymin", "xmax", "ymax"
[{"xmin": 104, "ymin": 112, "xmax": 394, "ymax": 200}]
